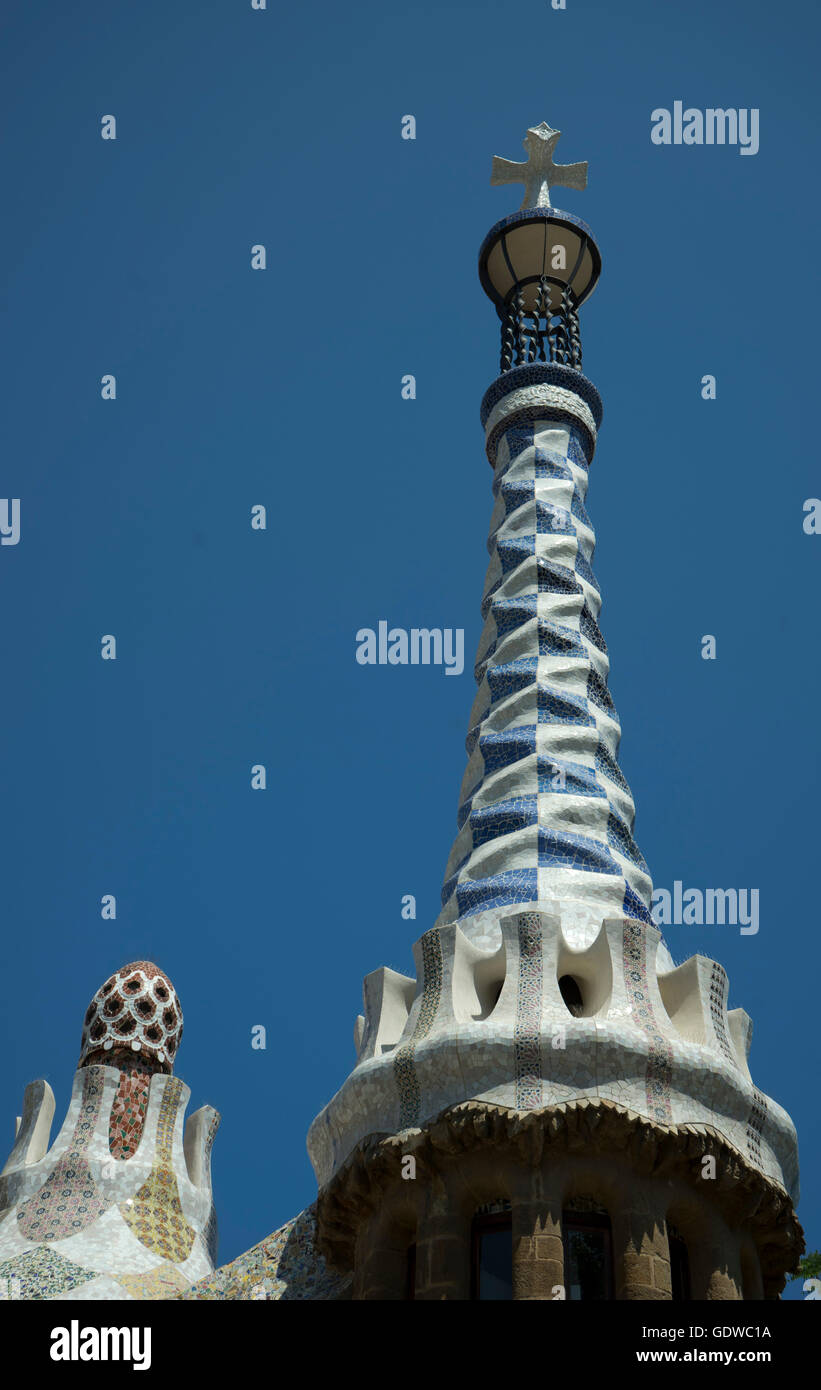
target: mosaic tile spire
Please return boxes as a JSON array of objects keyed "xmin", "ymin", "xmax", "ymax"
[
  {"xmin": 436, "ymin": 127, "xmax": 652, "ymax": 930},
  {"xmin": 306, "ymin": 128, "xmax": 801, "ymax": 1276},
  {"xmin": 436, "ymin": 377, "xmax": 652, "ymax": 927}
]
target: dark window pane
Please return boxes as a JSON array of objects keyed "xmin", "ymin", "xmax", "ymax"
[
  {"xmin": 563, "ymin": 1214, "xmax": 613, "ymax": 1300},
  {"xmin": 669, "ymin": 1234, "xmax": 690, "ymax": 1301},
  {"xmin": 471, "ymin": 1215, "xmax": 513, "ymax": 1300},
  {"xmin": 478, "ymin": 1227, "xmax": 513, "ymax": 1299}
]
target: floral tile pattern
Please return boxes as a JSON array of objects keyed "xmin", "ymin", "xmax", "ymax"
[
  {"xmin": 0, "ymin": 1244, "xmax": 97, "ymax": 1300},
  {"xmin": 120, "ymin": 1078, "xmax": 196, "ymax": 1262},
  {"xmin": 117, "ymin": 1262, "xmax": 190, "ymax": 1300},
  {"xmin": 16, "ymin": 1068, "xmax": 113, "ymax": 1242}
]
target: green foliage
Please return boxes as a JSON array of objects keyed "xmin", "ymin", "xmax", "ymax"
[{"xmin": 797, "ymin": 1250, "xmax": 821, "ymax": 1280}]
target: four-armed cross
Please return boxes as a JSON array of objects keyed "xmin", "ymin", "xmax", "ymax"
[{"xmin": 491, "ymin": 122, "xmax": 588, "ymax": 210}]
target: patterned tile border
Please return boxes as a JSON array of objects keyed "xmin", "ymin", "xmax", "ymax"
[
  {"xmin": 708, "ymin": 963, "xmax": 736, "ymax": 1066},
  {"xmin": 109, "ymin": 1066, "xmax": 152, "ymax": 1160},
  {"xmin": 622, "ymin": 921, "xmax": 673, "ymax": 1123},
  {"xmin": 120, "ymin": 1078, "xmax": 195, "ymax": 1263},
  {"xmin": 514, "ymin": 913, "xmax": 543, "ymax": 1108},
  {"xmin": 746, "ymin": 1087, "xmax": 768, "ymax": 1171},
  {"xmin": 393, "ymin": 929, "xmax": 444, "ymax": 1129}
]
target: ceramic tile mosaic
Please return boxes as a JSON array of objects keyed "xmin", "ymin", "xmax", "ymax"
[
  {"xmin": 436, "ymin": 380, "xmax": 652, "ymax": 930},
  {"xmin": 16, "ymin": 1067, "xmax": 114, "ymax": 1241},
  {"xmin": 108, "ymin": 1064, "xmax": 152, "ymax": 1160},
  {"xmin": 117, "ymin": 1262, "xmax": 190, "ymax": 1299},
  {"xmin": 708, "ymin": 962, "xmax": 736, "ymax": 1066},
  {"xmin": 59, "ymin": 1274, "xmax": 135, "ymax": 1301},
  {"xmin": 307, "ymin": 364, "xmax": 801, "ymax": 1205},
  {"xmin": 178, "ymin": 1205, "xmax": 350, "ymax": 1301},
  {"xmin": 120, "ymin": 1078, "xmax": 196, "ymax": 1262},
  {"xmin": 514, "ymin": 913, "xmax": 543, "ymax": 1107},
  {"xmin": 394, "ymin": 929, "xmax": 443, "ymax": 1129},
  {"xmin": 202, "ymin": 1203, "xmax": 218, "ymax": 1267},
  {"xmin": 0, "ymin": 1245, "xmax": 97, "ymax": 1300},
  {"xmin": 1, "ymin": 964, "xmax": 220, "ymax": 1300},
  {"xmin": 746, "ymin": 1087, "xmax": 768, "ymax": 1170},
  {"xmin": 80, "ymin": 961, "xmax": 182, "ymax": 1073},
  {"xmin": 621, "ymin": 920, "xmax": 673, "ymax": 1123}
]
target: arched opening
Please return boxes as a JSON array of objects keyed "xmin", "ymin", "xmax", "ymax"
[
  {"xmin": 668, "ymin": 1222, "xmax": 691, "ymax": 1301},
  {"xmin": 562, "ymin": 1200, "xmax": 613, "ymax": 1300},
  {"xmin": 559, "ymin": 974, "xmax": 584, "ymax": 1017}
]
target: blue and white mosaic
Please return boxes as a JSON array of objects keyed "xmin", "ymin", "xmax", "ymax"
[{"xmin": 437, "ymin": 368, "xmax": 651, "ymax": 929}]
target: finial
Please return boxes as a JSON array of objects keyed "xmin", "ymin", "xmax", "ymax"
[
  {"xmin": 78, "ymin": 961, "xmax": 183, "ymax": 1073},
  {"xmin": 491, "ymin": 122, "xmax": 588, "ymax": 210}
]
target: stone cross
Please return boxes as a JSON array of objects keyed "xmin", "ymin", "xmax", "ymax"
[{"xmin": 491, "ymin": 122, "xmax": 588, "ymax": 210}]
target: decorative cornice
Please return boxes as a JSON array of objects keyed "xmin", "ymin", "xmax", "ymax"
[
  {"xmin": 308, "ymin": 910, "xmax": 799, "ymax": 1201},
  {"xmin": 481, "ymin": 364, "xmax": 602, "ymax": 466},
  {"xmin": 480, "ymin": 362, "xmax": 603, "ymax": 430},
  {"xmin": 315, "ymin": 1098, "xmax": 804, "ymax": 1285}
]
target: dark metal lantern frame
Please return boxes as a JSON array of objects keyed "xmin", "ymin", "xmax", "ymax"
[{"xmin": 478, "ymin": 208, "xmax": 602, "ymax": 376}]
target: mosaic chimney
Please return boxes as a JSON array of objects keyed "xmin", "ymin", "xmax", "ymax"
[{"xmin": 0, "ymin": 962, "xmax": 220, "ymax": 1300}]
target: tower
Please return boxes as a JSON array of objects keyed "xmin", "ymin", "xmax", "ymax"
[
  {"xmin": 0, "ymin": 962, "xmax": 220, "ymax": 1299},
  {"xmin": 307, "ymin": 124, "xmax": 803, "ymax": 1301}
]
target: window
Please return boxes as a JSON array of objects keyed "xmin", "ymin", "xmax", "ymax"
[
  {"xmin": 562, "ymin": 1210, "xmax": 613, "ymax": 1300},
  {"xmin": 471, "ymin": 1212, "xmax": 513, "ymax": 1300},
  {"xmin": 668, "ymin": 1224, "xmax": 691, "ymax": 1301}
]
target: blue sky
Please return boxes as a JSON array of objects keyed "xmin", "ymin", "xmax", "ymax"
[{"xmin": 1, "ymin": 0, "xmax": 818, "ymax": 1297}]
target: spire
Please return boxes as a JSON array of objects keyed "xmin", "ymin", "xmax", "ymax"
[
  {"xmin": 437, "ymin": 121, "xmax": 651, "ymax": 929},
  {"xmin": 306, "ymin": 126, "xmax": 802, "ymax": 1306},
  {"xmin": 435, "ymin": 366, "xmax": 653, "ymax": 928}
]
